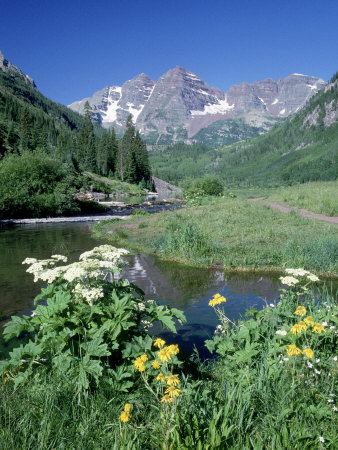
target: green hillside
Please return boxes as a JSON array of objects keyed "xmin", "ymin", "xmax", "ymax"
[{"xmin": 150, "ymin": 75, "xmax": 338, "ymax": 187}]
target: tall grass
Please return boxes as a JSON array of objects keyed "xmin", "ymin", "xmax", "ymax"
[{"xmin": 267, "ymin": 181, "xmax": 338, "ymax": 216}]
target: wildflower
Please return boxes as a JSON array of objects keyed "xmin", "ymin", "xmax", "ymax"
[
  {"xmin": 321, "ymin": 321, "xmax": 328, "ymax": 326},
  {"xmin": 283, "ymin": 357, "xmax": 289, "ymax": 361},
  {"xmin": 123, "ymin": 403, "xmax": 131, "ymax": 413},
  {"xmin": 134, "ymin": 355, "xmax": 147, "ymax": 372},
  {"xmin": 285, "ymin": 268, "xmax": 310, "ymax": 277},
  {"xmin": 151, "ymin": 360, "xmax": 161, "ymax": 370},
  {"xmin": 153, "ymin": 338, "xmax": 166, "ymax": 349},
  {"xmin": 328, "ymin": 399, "xmax": 334, "ymax": 403},
  {"xmin": 287, "ymin": 345, "xmax": 302, "ymax": 357},
  {"xmin": 279, "ymin": 276, "xmax": 299, "ymax": 287},
  {"xmin": 165, "ymin": 386, "xmax": 182, "ymax": 398},
  {"xmin": 290, "ymin": 324, "xmax": 304, "ymax": 335},
  {"xmin": 319, "ymin": 437, "xmax": 325, "ymax": 443},
  {"xmin": 51, "ymin": 254, "xmax": 68, "ymax": 263},
  {"xmin": 119, "ymin": 410, "xmax": 130, "ymax": 423},
  {"xmin": 304, "ymin": 316, "xmax": 315, "ymax": 326},
  {"xmin": 158, "ymin": 347, "xmax": 172, "ymax": 363},
  {"xmin": 294, "ymin": 306, "xmax": 307, "ymax": 316},
  {"xmin": 158, "ymin": 344, "xmax": 179, "ymax": 362},
  {"xmin": 312, "ymin": 323, "xmax": 325, "ymax": 334},
  {"xmin": 316, "ymin": 359, "xmax": 320, "ymax": 363},
  {"xmin": 276, "ymin": 330, "xmax": 287, "ymax": 336},
  {"xmin": 140, "ymin": 354, "xmax": 148, "ymax": 363},
  {"xmin": 269, "ymin": 303, "xmax": 275, "ymax": 308},
  {"xmin": 156, "ymin": 373, "xmax": 166, "ymax": 383},
  {"xmin": 334, "ymin": 356, "xmax": 337, "ymax": 362},
  {"xmin": 161, "ymin": 394, "xmax": 172, "ymax": 403},
  {"xmin": 22, "ymin": 257, "xmax": 38, "ymax": 265},
  {"xmin": 167, "ymin": 344, "xmax": 179, "ymax": 356},
  {"xmin": 119, "ymin": 404, "xmax": 132, "ymax": 423},
  {"xmin": 314, "ymin": 369, "xmax": 321, "ymax": 375},
  {"xmin": 307, "ymin": 361, "xmax": 313, "ymax": 368},
  {"xmin": 303, "ymin": 348, "xmax": 314, "ymax": 359},
  {"xmin": 166, "ymin": 375, "xmax": 180, "ymax": 386},
  {"xmin": 333, "ymin": 406, "xmax": 338, "ymax": 412},
  {"xmin": 208, "ymin": 294, "xmax": 226, "ymax": 307},
  {"xmin": 307, "ymin": 274, "xmax": 319, "ymax": 282}
]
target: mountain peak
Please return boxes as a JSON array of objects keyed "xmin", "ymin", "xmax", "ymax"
[{"xmin": 0, "ymin": 50, "xmax": 36, "ymax": 88}]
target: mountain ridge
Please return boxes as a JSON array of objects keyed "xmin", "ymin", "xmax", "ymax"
[{"xmin": 68, "ymin": 66, "xmax": 326, "ymax": 145}]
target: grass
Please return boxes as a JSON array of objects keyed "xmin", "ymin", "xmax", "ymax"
[
  {"xmin": 93, "ymin": 196, "xmax": 338, "ymax": 275},
  {"xmin": 265, "ymin": 181, "xmax": 338, "ymax": 216}
]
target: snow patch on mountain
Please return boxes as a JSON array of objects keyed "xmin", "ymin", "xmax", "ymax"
[{"xmin": 191, "ymin": 97, "xmax": 235, "ymax": 116}]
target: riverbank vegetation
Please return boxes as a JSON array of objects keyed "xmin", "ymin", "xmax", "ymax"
[
  {"xmin": 1, "ymin": 247, "xmax": 337, "ymax": 448},
  {"xmin": 93, "ymin": 196, "xmax": 338, "ymax": 275}
]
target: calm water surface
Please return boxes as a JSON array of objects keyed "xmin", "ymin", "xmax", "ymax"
[{"xmin": 0, "ymin": 221, "xmax": 319, "ymax": 354}]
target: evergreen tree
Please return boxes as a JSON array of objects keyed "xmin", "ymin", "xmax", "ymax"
[
  {"xmin": 77, "ymin": 101, "xmax": 97, "ymax": 172},
  {"xmin": 116, "ymin": 115, "xmax": 135, "ymax": 181}
]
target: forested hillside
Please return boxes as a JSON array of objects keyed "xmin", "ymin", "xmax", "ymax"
[
  {"xmin": 150, "ymin": 74, "xmax": 338, "ymax": 187},
  {"xmin": 0, "ymin": 64, "xmax": 152, "ymax": 219}
]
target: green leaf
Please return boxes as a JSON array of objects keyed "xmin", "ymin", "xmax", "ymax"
[
  {"xmin": 81, "ymin": 338, "xmax": 110, "ymax": 357},
  {"xmin": 3, "ymin": 315, "xmax": 34, "ymax": 340}
]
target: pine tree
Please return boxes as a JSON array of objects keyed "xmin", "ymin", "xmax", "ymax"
[
  {"xmin": 117, "ymin": 115, "xmax": 135, "ymax": 181},
  {"xmin": 77, "ymin": 101, "xmax": 97, "ymax": 172}
]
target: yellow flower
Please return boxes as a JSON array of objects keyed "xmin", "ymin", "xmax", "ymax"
[
  {"xmin": 151, "ymin": 360, "xmax": 161, "ymax": 370},
  {"xmin": 208, "ymin": 294, "xmax": 227, "ymax": 307},
  {"xmin": 294, "ymin": 306, "xmax": 307, "ymax": 317},
  {"xmin": 134, "ymin": 356, "xmax": 147, "ymax": 372},
  {"xmin": 158, "ymin": 347, "xmax": 172, "ymax": 362},
  {"xmin": 156, "ymin": 373, "xmax": 166, "ymax": 382},
  {"xmin": 287, "ymin": 345, "xmax": 302, "ymax": 357},
  {"xmin": 290, "ymin": 324, "xmax": 303, "ymax": 335},
  {"xmin": 165, "ymin": 386, "xmax": 182, "ymax": 398},
  {"xmin": 154, "ymin": 338, "xmax": 166, "ymax": 349},
  {"xmin": 304, "ymin": 316, "xmax": 315, "ymax": 326},
  {"xmin": 298, "ymin": 321, "xmax": 308, "ymax": 332},
  {"xmin": 140, "ymin": 353, "xmax": 148, "ymax": 362},
  {"xmin": 167, "ymin": 344, "xmax": 179, "ymax": 356},
  {"xmin": 161, "ymin": 394, "xmax": 172, "ymax": 403},
  {"xmin": 119, "ymin": 410, "xmax": 130, "ymax": 423},
  {"xmin": 312, "ymin": 323, "xmax": 325, "ymax": 334},
  {"xmin": 123, "ymin": 403, "xmax": 132, "ymax": 413},
  {"xmin": 303, "ymin": 348, "xmax": 314, "ymax": 359},
  {"xmin": 166, "ymin": 375, "xmax": 180, "ymax": 386}
]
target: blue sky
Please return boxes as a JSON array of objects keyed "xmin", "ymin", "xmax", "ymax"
[{"xmin": 1, "ymin": 0, "xmax": 337, "ymax": 105}]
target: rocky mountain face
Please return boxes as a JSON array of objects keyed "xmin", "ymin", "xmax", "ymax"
[
  {"xmin": 68, "ymin": 67, "xmax": 326, "ymax": 146},
  {"xmin": 0, "ymin": 50, "xmax": 36, "ymax": 88}
]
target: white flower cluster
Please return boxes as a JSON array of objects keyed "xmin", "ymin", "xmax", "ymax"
[
  {"xmin": 285, "ymin": 268, "xmax": 319, "ymax": 282},
  {"xmin": 22, "ymin": 245, "xmax": 129, "ymax": 284},
  {"xmin": 279, "ymin": 276, "xmax": 299, "ymax": 287},
  {"xmin": 214, "ymin": 324, "xmax": 226, "ymax": 335},
  {"xmin": 135, "ymin": 302, "xmax": 146, "ymax": 311},
  {"xmin": 51, "ymin": 255, "xmax": 68, "ymax": 263},
  {"xmin": 275, "ymin": 330, "xmax": 287, "ymax": 336},
  {"xmin": 72, "ymin": 284, "xmax": 104, "ymax": 305},
  {"xmin": 141, "ymin": 319, "xmax": 153, "ymax": 331},
  {"xmin": 79, "ymin": 245, "xmax": 129, "ymax": 263}
]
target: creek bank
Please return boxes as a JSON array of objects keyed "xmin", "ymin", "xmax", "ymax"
[{"xmin": 0, "ymin": 199, "xmax": 185, "ymax": 224}]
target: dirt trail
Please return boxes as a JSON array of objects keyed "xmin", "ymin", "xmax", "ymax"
[{"xmin": 248, "ymin": 198, "xmax": 338, "ymax": 225}]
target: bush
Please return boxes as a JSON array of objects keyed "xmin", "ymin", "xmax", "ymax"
[{"xmin": 0, "ymin": 150, "xmax": 79, "ymax": 218}]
